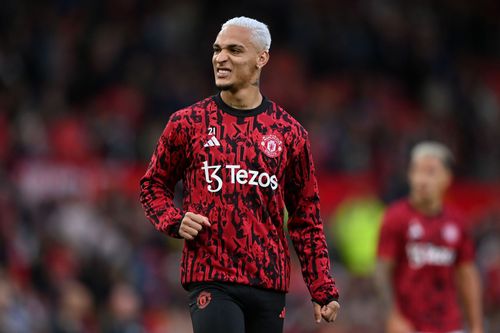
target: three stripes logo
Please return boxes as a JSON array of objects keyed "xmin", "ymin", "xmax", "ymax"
[{"xmin": 204, "ymin": 136, "xmax": 221, "ymax": 147}]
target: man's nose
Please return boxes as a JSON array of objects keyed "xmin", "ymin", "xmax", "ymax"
[
  {"xmin": 416, "ymin": 177, "xmax": 429, "ymax": 188},
  {"xmin": 215, "ymin": 50, "xmax": 229, "ymax": 63}
]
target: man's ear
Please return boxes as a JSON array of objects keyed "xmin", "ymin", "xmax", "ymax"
[{"xmin": 256, "ymin": 50, "xmax": 269, "ymax": 69}]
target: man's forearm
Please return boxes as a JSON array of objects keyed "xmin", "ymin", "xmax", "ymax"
[
  {"xmin": 456, "ymin": 263, "xmax": 483, "ymax": 331},
  {"xmin": 139, "ymin": 176, "xmax": 184, "ymax": 238},
  {"xmin": 375, "ymin": 260, "xmax": 396, "ymax": 312},
  {"xmin": 288, "ymin": 222, "xmax": 339, "ymax": 305}
]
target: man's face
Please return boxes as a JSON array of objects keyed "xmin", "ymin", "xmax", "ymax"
[
  {"xmin": 212, "ymin": 25, "xmax": 267, "ymax": 92},
  {"xmin": 408, "ymin": 155, "xmax": 451, "ymax": 205}
]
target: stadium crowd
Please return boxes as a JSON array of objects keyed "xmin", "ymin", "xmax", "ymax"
[{"xmin": 0, "ymin": 0, "xmax": 499, "ymax": 332}]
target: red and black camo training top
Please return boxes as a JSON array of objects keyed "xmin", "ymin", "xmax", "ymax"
[{"xmin": 140, "ymin": 93, "xmax": 339, "ymax": 305}]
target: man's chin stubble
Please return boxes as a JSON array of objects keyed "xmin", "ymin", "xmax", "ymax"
[{"xmin": 216, "ymin": 83, "xmax": 233, "ymax": 91}]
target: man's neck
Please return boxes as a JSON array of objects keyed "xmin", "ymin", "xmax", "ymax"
[
  {"xmin": 409, "ymin": 195, "xmax": 443, "ymax": 216},
  {"xmin": 220, "ymin": 86, "xmax": 262, "ymax": 110}
]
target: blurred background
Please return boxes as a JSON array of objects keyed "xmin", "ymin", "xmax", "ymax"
[{"xmin": 1, "ymin": 0, "xmax": 500, "ymax": 332}]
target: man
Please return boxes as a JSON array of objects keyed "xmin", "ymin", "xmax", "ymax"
[
  {"xmin": 376, "ymin": 142, "xmax": 483, "ymax": 333},
  {"xmin": 140, "ymin": 17, "xmax": 339, "ymax": 333}
]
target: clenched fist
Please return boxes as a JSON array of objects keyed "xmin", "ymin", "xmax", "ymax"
[
  {"xmin": 313, "ymin": 300, "xmax": 340, "ymax": 323},
  {"xmin": 178, "ymin": 212, "xmax": 211, "ymax": 240}
]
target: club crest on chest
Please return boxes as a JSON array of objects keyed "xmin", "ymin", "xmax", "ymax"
[
  {"xmin": 260, "ymin": 134, "xmax": 283, "ymax": 158},
  {"xmin": 408, "ymin": 218, "xmax": 424, "ymax": 240}
]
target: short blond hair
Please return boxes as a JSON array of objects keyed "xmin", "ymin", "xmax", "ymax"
[
  {"xmin": 411, "ymin": 141, "xmax": 454, "ymax": 170},
  {"xmin": 221, "ymin": 16, "xmax": 271, "ymax": 51}
]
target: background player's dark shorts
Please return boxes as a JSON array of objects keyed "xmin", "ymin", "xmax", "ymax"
[{"xmin": 188, "ymin": 282, "xmax": 286, "ymax": 333}]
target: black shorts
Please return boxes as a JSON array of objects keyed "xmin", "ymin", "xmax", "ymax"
[{"xmin": 187, "ymin": 282, "xmax": 286, "ymax": 333}]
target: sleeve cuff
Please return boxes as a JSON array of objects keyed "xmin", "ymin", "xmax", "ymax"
[
  {"xmin": 171, "ymin": 212, "xmax": 186, "ymax": 238},
  {"xmin": 311, "ymin": 295, "xmax": 339, "ymax": 306}
]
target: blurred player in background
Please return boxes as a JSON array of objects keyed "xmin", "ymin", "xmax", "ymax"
[
  {"xmin": 376, "ymin": 142, "xmax": 483, "ymax": 333},
  {"xmin": 140, "ymin": 16, "xmax": 339, "ymax": 333}
]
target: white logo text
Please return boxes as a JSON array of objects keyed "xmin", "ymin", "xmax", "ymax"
[
  {"xmin": 406, "ymin": 242, "xmax": 456, "ymax": 268},
  {"xmin": 201, "ymin": 161, "xmax": 278, "ymax": 193}
]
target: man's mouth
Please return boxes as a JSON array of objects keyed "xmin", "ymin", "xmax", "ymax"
[{"xmin": 216, "ymin": 68, "xmax": 231, "ymax": 78}]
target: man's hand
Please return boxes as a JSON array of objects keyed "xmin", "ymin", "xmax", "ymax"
[
  {"xmin": 178, "ymin": 212, "xmax": 210, "ymax": 240},
  {"xmin": 387, "ymin": 309, "xmax": 414, "ymax": 333},
  {"xmin": 313, "ymin": 300, "xmax": 340, "ymax": 323}
]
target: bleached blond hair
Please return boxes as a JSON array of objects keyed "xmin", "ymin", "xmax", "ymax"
[
  {"xmin": 411, "ymin": 141, "xmax": 454, "ymax": 170},
  {"xmin": 221, "ymin": 16, "xmax": 271, "ymax": 51}
]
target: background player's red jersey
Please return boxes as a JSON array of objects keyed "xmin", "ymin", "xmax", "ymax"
[
  {"xmin": 140, "ymin": 94, "xmax": 339, "ymax": 305},
  {"xmin": 378, "ymin": 199, "xmax": 474, "ymax": 332}
]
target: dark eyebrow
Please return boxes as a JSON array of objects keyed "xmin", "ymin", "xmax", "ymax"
[
  {"xmin": 227, "ymin": 44, "xmax": 245, "ymax": 50},
  {"xmin": 212, "ymin": 43, "xmax": 245, "ymax": 50}
]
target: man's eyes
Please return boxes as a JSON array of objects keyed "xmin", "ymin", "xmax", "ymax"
[{"xmin": 212, "ymin": 47, "xmax": 243, "ymax": 54}]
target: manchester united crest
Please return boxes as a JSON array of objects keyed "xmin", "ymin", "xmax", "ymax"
[
  {"xmin": 408, "ymin": 218, "xmax": 424, "ymax": 240},
  {"xmin": 260, "ymin": 134, "xmax": 283, "ymax": 158},
  {"xmin": 196, "ymin": 291, "xmax": 212, "ymax": 309}
]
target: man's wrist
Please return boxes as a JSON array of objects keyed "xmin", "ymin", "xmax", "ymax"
[
  {"xmin": 173, "ymin": 212, "xmax": 186, "ymax": 238},
  {"xmin": 312, "ymin": 296, "xmax": 339, "ymax": 307}
]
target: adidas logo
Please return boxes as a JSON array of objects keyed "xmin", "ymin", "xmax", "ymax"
[
  {"xmin": 279, "ymin": 307, "xmax": 286, "ymax": 319},
  {"xmin": 203, "ymin": 136, "xmax": 221, "ymax": 147}
]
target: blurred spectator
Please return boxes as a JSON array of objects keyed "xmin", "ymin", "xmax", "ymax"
[
  {"xmin": 51, "ymin": 280, "xmax": 97, "ymax": 333},
  {"xmin": 103, "ymin": 282, "xmax": 144, "ymax": 333}
]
